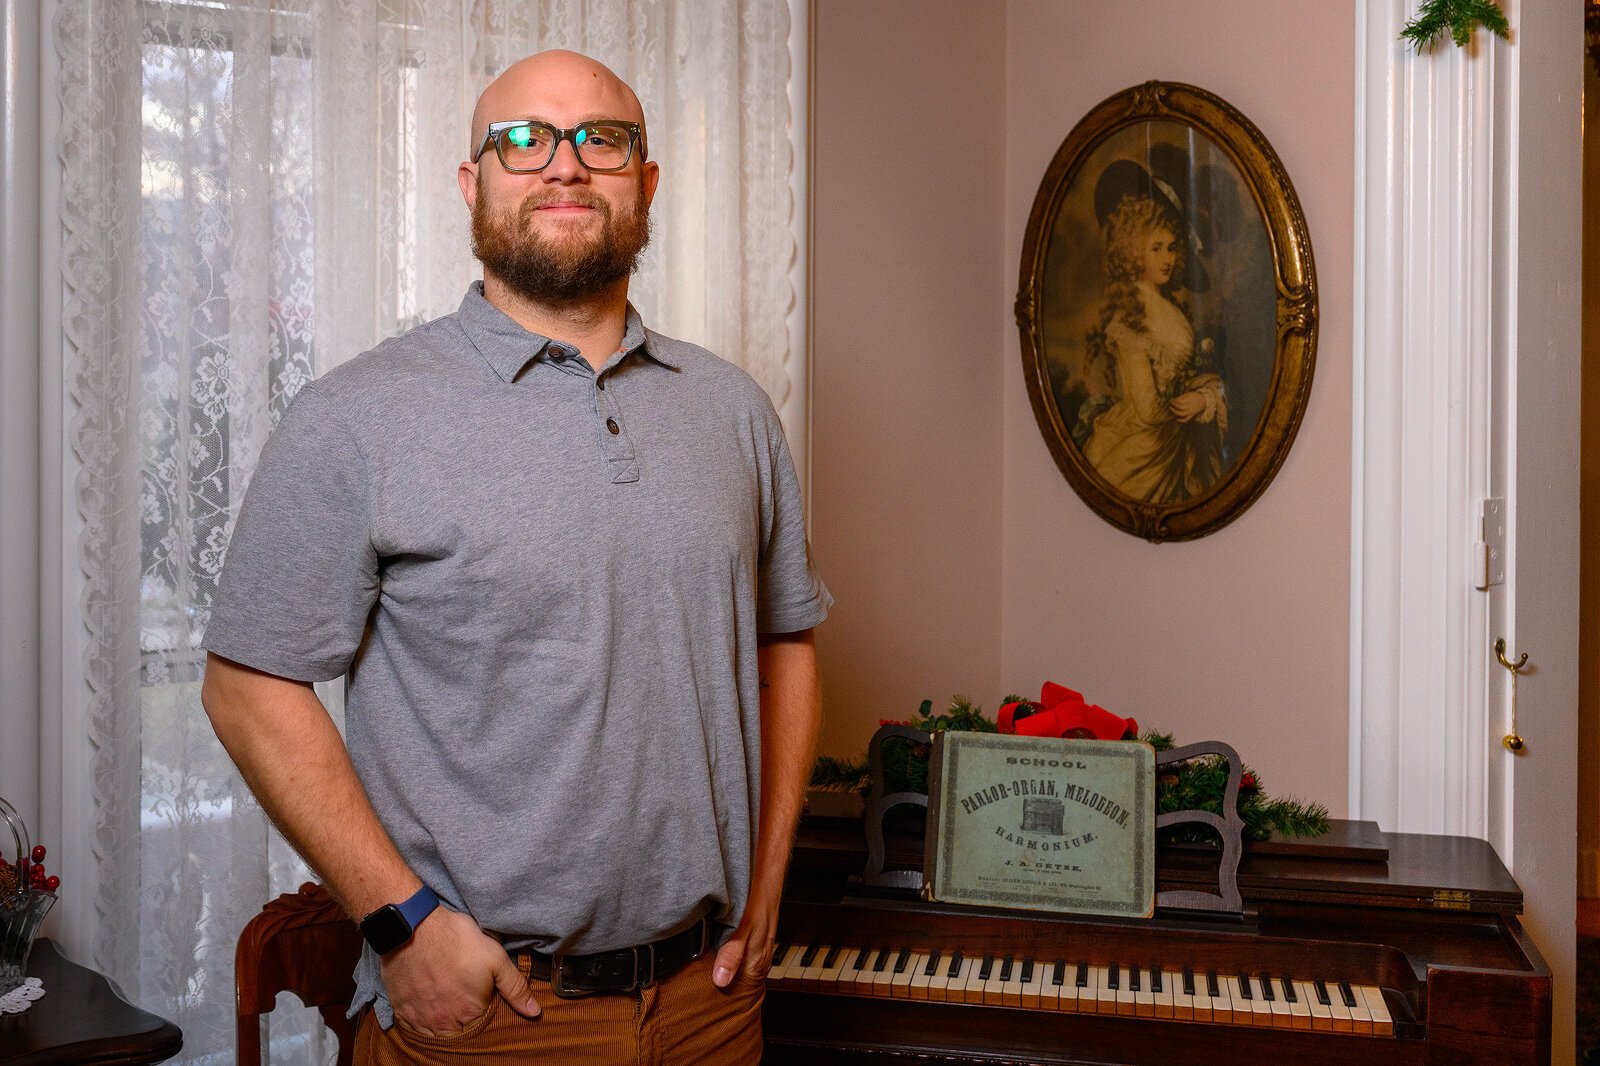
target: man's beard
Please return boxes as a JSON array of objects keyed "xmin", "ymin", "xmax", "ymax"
[{"xmin": 471, "ymin": 179, "xmax": 651, "ymax": 304}]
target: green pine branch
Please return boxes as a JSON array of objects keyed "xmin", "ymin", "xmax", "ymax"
[
  {"xmin": 810, "ymin": 700, "xmax": 1331, "ymax": 842},
  {"xmin": 1400, "ymin": 0, "xmax": 1511, "ymax": 51}
]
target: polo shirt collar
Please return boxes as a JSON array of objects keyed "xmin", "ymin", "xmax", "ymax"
[{"xmin": 458, "ymin": 281, "xmax": 677, "ymax": 383}]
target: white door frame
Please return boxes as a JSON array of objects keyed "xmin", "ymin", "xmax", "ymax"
[{"xmin": 1350, "ymin": 2, "xmax": 1580, "ymax": 1059}]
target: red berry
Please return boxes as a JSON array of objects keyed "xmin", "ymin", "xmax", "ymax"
[
  {"xmin": 31, "ymin": 845, "xmax": 45, "ymax": 863},
  {"xmin": 43, "ymin": 876, "xmax": 59, "ymax": 892}
]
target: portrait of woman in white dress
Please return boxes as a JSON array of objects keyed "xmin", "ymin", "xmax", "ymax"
[
  {"xmin": 1020, "ymin": 86, "xmax": 1317, "ymax": 541},
  {"xmin": 1080, "ymin": 192, "xmax": 1226, "ymax": 502}
]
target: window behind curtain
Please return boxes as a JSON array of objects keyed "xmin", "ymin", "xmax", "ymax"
[{"xmin": 61, "ymin": 0, "xmax": 799, "ymax": 1059}]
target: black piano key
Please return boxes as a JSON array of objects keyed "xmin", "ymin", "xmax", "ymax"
[
  {"xmin": 1021, "ymin": 958, "xmax": 1036, "ymax": 983},
  {"xmin": 872, "ymin": 948, "xmax": 891, "ymax": 973},
  {"xmin": 1205, "ymin": 971, "xmax": 1220, "ymax": 998},
  {"xmin": 853, "ymin": 947, "xmax": 872, "ymax": 972},
  {"xmin": 1076, "ymin": 962, "xmax": 1089, "ymax": 988},
  {"xmin": 822, "ymin": 945, "xmax": 841, "ymax": 968},
  {"xmin": 923, "ymin": 950, "xmax": 941, "ymax": 977},
  {"xmin": 1182, "ymin": 968, "xmax": 1196, "ymax": 996},
  {"xmin": 1150, "ymin": 967, "xmax": 1163, "ymax": 993},
  {"xmin": 1314, "ymin": 979, "xmax": 1331, "ymax": 1006},
  {"xmin": 999, "ymin": 956, "xmax": 1014, "ymax": 982},
  {"xmin": 1128, "ymin": 966, "xmax": 1140, "ymax": 992},
  {"xmin": 1258, "ymin": 973, "xmax": 1275, "ymax": 1002},
  {"xmin": 1052, "ymin": 960, "xmax": 1066, "ymax": 987},
  {"xmin": 1107, "ymin": 963, "xmax": 1120, "ymax": 991},
  {"xmin": 1236, "ymin": 974, "xmax": 1252, "ymax": 1000},
  {"xmin": 893, "ymin": 947, "xmax": 912, "ymax": 974},
  {"xmin": 946, "ymin": 951, "xmax": 963, "ymax": 979},
  {"xmin": 799, "ymin": 943, "xmax": 819, "ymax": 968},
  {"xmin": 773, "ymin": 943, "xmax": 790, "ymax": 966},
  {"xmin": 1339, "ymin": 980, "xmax": 1358, "ymax": 1008},
  {"xmin": 1281, "ymin": 977, "xmax": 1297, "ymax": 1003},
  {"xmin": 978, "ymin": 954, "xmax": 995, "ymax": 982}
]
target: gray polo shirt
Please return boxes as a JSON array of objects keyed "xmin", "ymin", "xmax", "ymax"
[{"xmin": 203, "ymin": 283, "xmax": 830, "ymax": 1016}]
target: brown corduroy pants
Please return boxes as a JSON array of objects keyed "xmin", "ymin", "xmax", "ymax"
[{"xmin": 354, "ymin": 949, "xmax": 765, "ymax": 1064}]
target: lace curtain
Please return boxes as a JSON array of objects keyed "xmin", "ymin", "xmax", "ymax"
[{"xmin": 54, "ymin": 1, "xmax": 798, "ymax": 1058}]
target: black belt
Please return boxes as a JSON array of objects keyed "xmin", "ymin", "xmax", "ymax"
[{"xmin": 522, "ymin": 918, "xmax": 711, "ymax": 998}]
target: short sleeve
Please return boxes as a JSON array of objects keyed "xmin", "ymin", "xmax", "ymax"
[
  {"xmin": 202, "ymin": 386, "xmax": 379, "ymax": 681},
  {"xmin": 756, "ymin": 428, "xmax": 832, "ymax": 635}
]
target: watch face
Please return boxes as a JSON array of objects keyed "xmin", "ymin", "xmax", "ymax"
[{"xmin": 360, "ymin": 904, "xmax": 411, "ymax": 955}]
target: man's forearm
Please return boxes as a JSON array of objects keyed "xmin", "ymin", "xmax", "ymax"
[
  {"xmin": 200, "ymin": 652, "xmax": 419, "ymax": 921},
  {"xmin": 750, "ymin": 630, "xmax": 821, "ymax": 907}
]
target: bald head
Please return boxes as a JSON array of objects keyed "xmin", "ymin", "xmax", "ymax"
[{"xmin": 470, "ymin": 50, "xmax": 648, "ymax": 162}]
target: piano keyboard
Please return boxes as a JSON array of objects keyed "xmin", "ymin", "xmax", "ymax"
[{"xmin": 765, "ymin": 942, "xmax": 1394, "ymax": 1036}]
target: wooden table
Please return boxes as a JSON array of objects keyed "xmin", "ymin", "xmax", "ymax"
[{"xmin": 0, "ymin": 940, "xmax": 182, "ymax": 1064}]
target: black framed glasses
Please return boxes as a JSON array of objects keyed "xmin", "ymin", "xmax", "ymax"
[{"xmin": 473, "ymin": 120, "xmax": 643, "ymax": 173}]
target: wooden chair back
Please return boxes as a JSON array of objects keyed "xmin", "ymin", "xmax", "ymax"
[{"xmin": 235, "ymin": 881, "xmax": 362, "ymax": 1065}]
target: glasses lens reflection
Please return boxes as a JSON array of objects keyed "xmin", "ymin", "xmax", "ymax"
[{"xmin": 496, "ymin": 122, "xmax": 634, "ymax": 172}]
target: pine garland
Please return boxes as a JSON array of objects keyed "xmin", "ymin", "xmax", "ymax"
[
  {"xmin": 810, "ymin": 699, "xmax": 1330, "ymax": 843},
  {"xmin": 1399, "ymin": 0, "xmax": 1511, "ymax": 51}
]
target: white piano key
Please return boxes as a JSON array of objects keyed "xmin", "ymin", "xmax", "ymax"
[
  {"xmin": 1169, "ymin": 969, "xmax": 1193, "ymax": 1021},
  {"xmin": 1358, "ymin": 984, "xmax": 1394, "ymax": 1036},
  {"xmin": 1296, "ymin": 979, "xmax": 1331, "ymax": 1032},
  {"xmin": 1050, "ymin": 960, "xmax": 1076, "ymax": 1013},
  {"xmin": 1243, "ymin": 974, "xmax": 1273, "ymax": 1025},
  {"xmin": 818, "ymin": 946, "xmax": 852, "ymax": 991},
  {"xmin": 1190, "ymin": 970, "xmax": 1216, "ymax": 1024},
  {"xmin": 1074, "ymin": 962, "xmax": 1097, "ymax": 1015},
  {"xmin": 1133, "ymin": 966, "xmax": 1157, "ymax": 1018},
  {"xmin": 846, "ymin": 948, "xmax": 880, "ymax": 997},
  {"xmin": 1093, "ymin": 964, "xmax": 1117, "ymax": 1014},
  {"xmin": 871, "ymin": 947, "xmax": 897, "ymax": 997},
  {"xmin": 1113, "ymin": 963, "xmax": 1137, "ymax": 1017},
  {"xmin": 1000, "ymin": 956, "xmax": 1026, "ymax": 1008},
  {"xmin": 945, "ymin": 955, "xmax": 976, "ymax": 1003},
  {"xmin": 1345, "ymin": 980, "xmax": 1375, "ymax": 1034},
  {"xmin": 890, "ymin": 951, "xmax": 923, "ymax": 999},
  {"xmin": 908, "ymin": 951, "xmax": 937, "ymax": 1000},
  {"xmin": 928, "ymin": 952, "xmax": 959, "ymax": 1000},
  {"xmin": 1020, "ymin": 958, "xmax": 1044, "ymax": 1009},
  {"xmin": 1152, "ymin": 968, "xmax": 1175, "ymax": 1019},
  {"xmin": 796, "ymin": 943, "xmax": 832, "ymax": 989},
  {"xmin": 980, "ymin": 955, "xmax": 1005, "ymax": 1006},
  {"xmin": 767, "ymin": 942, "xmax": 803, "ymax": 988},
  {"xmin": 1260, "ymin": 974, "xmax": 1292, "ymax": 1027},
  {"xmin": 1325, "ymin": 978, "xmax": 1354, "ymax": 1033},
  {"xmin": 1281, "ymin": 976, "xmax": 1313, "ymax": 1030},
  {"xmin": 1208, "ymin": 972, "xmax": 1234, "ymax": 1025}
]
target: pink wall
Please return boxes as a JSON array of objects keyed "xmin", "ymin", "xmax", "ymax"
[
  {"xmin": 810, "ymin": 1, "xmax": 1007, "ymax": 760},
  {"xmin": 812, "ymin": 1, "xmax": 1354, "ymax": 817},
  {"xmin": 998, "ymin": 4, "xmax": 1355, "ymax": 811}
]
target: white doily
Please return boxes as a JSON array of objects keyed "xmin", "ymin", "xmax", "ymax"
[{"xmin": 0, "ymin": 977, "xmax": 44, "ymax": 1013}]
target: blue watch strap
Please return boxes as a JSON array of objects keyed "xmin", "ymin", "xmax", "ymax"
[{"xmin": 396, "ymin": 883, "xmax": 440, "ymax": 933}]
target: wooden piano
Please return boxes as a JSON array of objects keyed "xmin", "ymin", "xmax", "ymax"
[{"xmin": 765, "ymin": 801, "xmax": 1551, "ymax": 1065}]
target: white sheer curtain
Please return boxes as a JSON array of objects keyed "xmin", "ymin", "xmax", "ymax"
[{"xmin": 54, "ymin": 1, "xmax": 799, "ymax": 1058}]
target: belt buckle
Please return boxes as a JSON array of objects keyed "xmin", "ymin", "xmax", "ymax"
[
  {"xmin": 638, "ymin": 942, "xmax": 656, "ymax": 989},
  {"xmin": 550, "ymin": 947, "xmax": 646, "ymax": 999},
  {"xmin": 549, "ymin": 953, "xmax": 592, "ymax": 999}
]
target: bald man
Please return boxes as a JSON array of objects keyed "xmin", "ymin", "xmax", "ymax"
[{"xmin": 201, "ymin": 50, "xmax": 830, "ymax": 1063}]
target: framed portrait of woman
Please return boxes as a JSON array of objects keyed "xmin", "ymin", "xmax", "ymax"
[{"xmin": 1016, "ymin": 81, "xmax": 1316, "ymax": 542}]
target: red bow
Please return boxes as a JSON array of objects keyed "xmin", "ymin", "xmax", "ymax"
[{"xmin": 998, "ymin": 682, "xmax": 1137, "ymax": 741}]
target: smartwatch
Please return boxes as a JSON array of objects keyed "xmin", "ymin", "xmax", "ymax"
[{"xmin": 359, "ymin": 883, "xmax": 441, "ymax": 956}]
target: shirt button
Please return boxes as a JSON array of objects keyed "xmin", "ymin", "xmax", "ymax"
[{"xmin": 606, "ymin": 418, "xmax": 620, "ymax": 435}]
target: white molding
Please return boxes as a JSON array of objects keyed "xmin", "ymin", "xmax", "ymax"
[
  {"xmin": 786, "ymin": 0, "xmax": 810, "ymax": 505},
  {"xmin": 1, "ymin": 0, "xmax": 43, "ymax": 830},
  {"xmin": 1350, "ymin": 0, "xmax": 1495, "ymax": 838}
]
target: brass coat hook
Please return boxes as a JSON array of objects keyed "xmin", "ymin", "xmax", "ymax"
[{"xmin": 1494, "ymin": 638, "xmax": 1527, "ymax": 753}]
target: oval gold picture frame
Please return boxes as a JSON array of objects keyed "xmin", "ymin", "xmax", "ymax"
[{"xmin": 1016, "ymin": 81, "xmax": 1316, "ymax": 542}]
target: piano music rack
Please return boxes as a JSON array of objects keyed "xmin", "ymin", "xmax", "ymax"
[{"xmin": 858, "ymin": 727, "xmax": 1246, "ymax": 915}]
